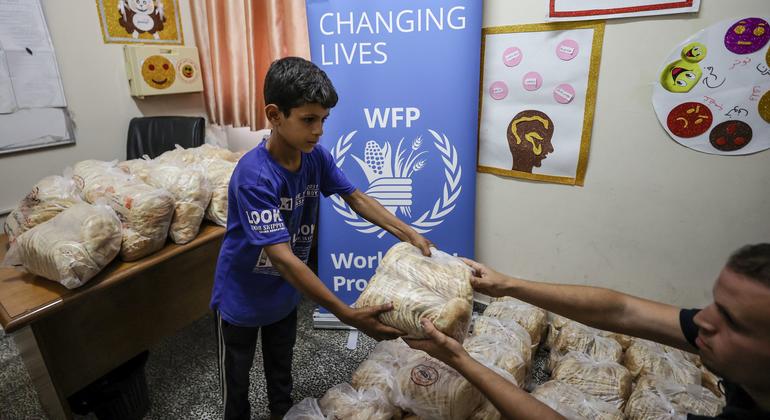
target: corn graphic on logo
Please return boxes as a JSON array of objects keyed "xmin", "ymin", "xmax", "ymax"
[
  {"xmin": 351, "ymin": 137, "xmax": 426, "ymax": 217},
  {"xmin": 331, "ymin": 130, "xmax": 462, "ymax": 237}
]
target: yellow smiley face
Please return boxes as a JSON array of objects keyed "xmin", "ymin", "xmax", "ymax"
[{"xmin": 141, "ymin": 55, "xmax": 175, "ymax": 89}]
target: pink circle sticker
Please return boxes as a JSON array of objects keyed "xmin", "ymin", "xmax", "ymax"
[
  {"xmin": 553, "ymin": 84, "xmax": 576, "ymax": 104},
  {"xmin": 489, "ymin": 81, "xmax": 508, "ymax": 100},
  {"xmin": 502, "ymin": 47, "xmax": 523, "ymax": 67},
  {"xmin": 556, "ymin": 39, "xmax": 579, "ymax": 61},
  {"xmin": 521, "ymin": 72, "xmax": 543, "ymax": 91}
]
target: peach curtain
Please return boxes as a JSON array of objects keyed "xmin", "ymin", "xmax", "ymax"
[{"xmin": 190, "ymin": 0, "xmax": 310, "ymax": 130}]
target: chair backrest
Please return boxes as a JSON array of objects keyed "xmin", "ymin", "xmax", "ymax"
[{"xmin": 126, "ymin": 116, "xmax": 205, "ymax": 160}]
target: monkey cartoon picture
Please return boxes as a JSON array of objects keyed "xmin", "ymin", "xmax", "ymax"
[
  {"xmin": 96, "ymin": 0, "xmax": 183, "ymax": 45},
  {"xmin": 118, "ymin": 0, "xmax": 165, "ymax": 39}
]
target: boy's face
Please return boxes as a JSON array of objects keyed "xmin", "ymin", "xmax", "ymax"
[{"xmin": 270, "ymin": 102, "xmax": 330, "ymax": 154}]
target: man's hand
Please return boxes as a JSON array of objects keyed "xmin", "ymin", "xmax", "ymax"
[
  {"xmin": 460, "ymin": 257, "xmax": 512, "ymax": 298},
  {"xmin": 404, "ymin": 319, "xmax": 469, "ymax": 367},
  {"xmin": 343, "ymin": 303, "xmax": 405, "ymax": 341}
]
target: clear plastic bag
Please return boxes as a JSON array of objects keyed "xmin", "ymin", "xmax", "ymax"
[
  {"xmin": 548, "ymin": 323, "xmax": 623, "ymax": 372},
  {"xmin": 464, "ymin": 333, "xmax": 528, "ymax": 386},
  {"xmin": 352, "ymin": 339, "xmax": 422, "ymax": 412},
  {"xmin": 2, "ymin": 202, "xmax": 122, "ymax": 289},
  {"xmin": 119, "ymin": 158, "xmax": 212, "ymax": 244},
  {"xmin": 531, "ymin": 380, "xmax": 625, "ymax": 420},
  {"xmin": 3, "ymin": 175, "xmax": 83, "ymax": 244},
  {"xmin": 284, "ymin": 397, "xmax": 329, "ymax": 420},
  {"xmin": 625, "ymin": 375, "xmax": 724, "ymax": 419},
  {"xmin": 319, "ymin": 382, "xmax": 399, "ymax": 420},
  {"xmin": 354, "ymin": 242, "xmax": 474, "ymax": 341},
  {"xmin": 551, "ymin": 351, "xmax": 633, "ymax": 410},
  {"xmin": 622, "ymin": 340, "xmax": 701, "ymax": 386},
  {"xmin": 156, "ymin": 145, "xmax": 239, "ymax": 227},
  {"xmin": 73, "ymin": 160, "xmax": 175, "ymax": 261},
  {"xmin": 471, "ymin": 315, "xmax": 533, "ymax": 363},
  {"xmin": 394, "ymin": 353, "xmax": 482, "ymax": 420},
  {"xmin": 484, "ymin": 297, "xmax": 548, "ymax": 346},
  {"xmin": 544, "ymin": 313, "xmax": 574, "ymax": 350}
]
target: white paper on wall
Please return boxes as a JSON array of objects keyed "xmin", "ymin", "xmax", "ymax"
[
  {"xmin": 548, "ymin": 0, "xmax": 701, "ymax": 22},
  {"xmin": 652, "ymin": 16, "xmax": 770, "ymax": 156},
  {"xmin": 477, "ymin": 22, "xmax": 604, "ymax": 186}
]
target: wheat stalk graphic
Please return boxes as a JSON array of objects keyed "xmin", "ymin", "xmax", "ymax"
[{"xmin": 351, "ymin": 137, "xmax": 426, "ymax": 217}]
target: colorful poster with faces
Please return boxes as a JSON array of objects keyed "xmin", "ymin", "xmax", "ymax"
[
  {"xmin": 652, "ymin": 16, "xmax": 770, "ymax": 155},
  {"xmin": 477, "ymin": 22, "xmax": 604, "ymax": 186},
  {"xmin": 95, "ymin": 0, "xmax": 184, "ymax": 45}
]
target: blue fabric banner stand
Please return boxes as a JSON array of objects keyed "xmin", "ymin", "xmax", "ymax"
[{"xmin": 306, "ymin": 0, "xmax": 482, "ymax": 328}]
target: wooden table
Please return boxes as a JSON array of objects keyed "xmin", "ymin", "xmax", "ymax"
[{"xmin": 0, "ymin": 224, "xmax": 225, "ymax": 419}]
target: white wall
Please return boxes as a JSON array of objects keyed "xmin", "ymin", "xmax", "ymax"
[
  {"xmin": 0, "ymin": 0, "xmax": 205, "ymax": 217},
  {"xmin": 477, "ymin": 0, "xmax": 770, "ymax": 307}
]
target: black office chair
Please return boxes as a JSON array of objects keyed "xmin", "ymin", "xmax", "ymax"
[{"xmin": 126, "ymin": 116, "xmax": 205, "ymax": 160}]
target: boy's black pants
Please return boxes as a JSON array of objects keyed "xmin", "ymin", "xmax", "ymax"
[{"xmin": 215, "ymin": 309, "xmax": 297, "ymax": 420}]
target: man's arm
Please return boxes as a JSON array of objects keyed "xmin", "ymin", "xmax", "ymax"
[
  {"xmin": 342, "ymin": 189, "xmax": 432, "ymax": 256},
  {"xmin": 463, "ymin": 258, "xmax": 696, "ymax": 353},
  {"xmin": 405, "ymin": 319, "xmax": 565, "ymax": 420},
  {"xmin": 263, "ymin": 242, "xmax": 403, "ymax": 341}
]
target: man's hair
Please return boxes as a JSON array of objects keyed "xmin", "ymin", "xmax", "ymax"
[
  {"xmin": 264, "ymin": 57, "xmax": 338, "ymax": 116},
  {"xmin": 727, "ymin": 243, "xmax": 770, "ymax": 287}
]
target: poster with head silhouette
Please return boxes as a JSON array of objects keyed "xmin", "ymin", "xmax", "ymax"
[
  {"xmin": 95, "ymin": 0, "xmax": 183, "ymax": 45},
  {"xmin": 652, "ymin": 16, "xmax": 770, "ymax": 155},
  {"xmin": 477, "ymin": 22, "xmax": 604, "ymax": 186}
]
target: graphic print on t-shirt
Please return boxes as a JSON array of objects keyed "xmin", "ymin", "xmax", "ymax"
[
  {"xmin": 245, "ymin": 208, "xmax": 285, "ymax": 234},
  {"xmin": 252, "ymin": 184, "xmax": 319, "ymax": 276}
]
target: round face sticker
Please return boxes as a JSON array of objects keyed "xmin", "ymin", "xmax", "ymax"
[
  {"xmin": 489, "ymin": 81, "xmax": 509, "ymax": 100},
  {"xmin": 758, "ymin": 90, "xmax": 770, "ymax": 124},
  {"xmin": 502, "ymin": 47, "xmax": 523, "ymax": 67},
  {"xmin": 522, "ymin": 72, "xmax": 543, "ymax": 91},
  {"xmin": 666, "ymin": 102, "xmax": 714, "ymax": 138},
  {"xmin": 141, "ymin": 55, "xmax": 175, "ymax": 89},
  {"xmin": 681, "ymin": 42, "xmax": 707, "ymax": 63},
  {"xmin": 553, "ymin": 84, "xmax": 576, "ymax": 104},
  {"xmin": 724, "ymin": 17, "xmax": 770, "ymax": 54},
  {"xmin": 660, "ymin": 60, "xmax": 702, "ymax": 93},
  {"xmin": 410, "ymin": 364, "xmax": 439, "ymax": 387},
  {"xmin": 556, "ymin": 39, "xmax": 579, "ymax": 61},
  {"xmin": 177, "ymin": 59, "xmax": 198, "ymax": 82},
  {"xmin": 709, "ymin": 120, "xmax": 753, "ymax": 151}
]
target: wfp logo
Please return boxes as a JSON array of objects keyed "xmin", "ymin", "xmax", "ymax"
[{"xmin": 330, "ymin": 129, "xmax": 462, "ymax": 237}]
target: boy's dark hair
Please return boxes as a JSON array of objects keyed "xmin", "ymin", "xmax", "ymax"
[
  {"xmin": 264, "ymin": 57, "xmax": 338, "ymax": 116},
  {"xmin": 726, "ymin": 243, "xmax": 770, "ymax": 287}
]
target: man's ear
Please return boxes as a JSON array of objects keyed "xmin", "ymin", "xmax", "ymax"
[{"xmin": 265, "ymin": 104, "xmax": 282, "ymax": 125}]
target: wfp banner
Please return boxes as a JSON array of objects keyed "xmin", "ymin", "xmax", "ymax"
[{"xmin": 307, "ymin": 0, "xmax": 482, "ymax": 308}]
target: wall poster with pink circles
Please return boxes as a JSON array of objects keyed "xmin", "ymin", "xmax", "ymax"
[
  {"xmin": 477, "ymin": 21, "xmax": 605, "ymax": 186},
  {"xmin": 652, "ymin": 16, "xmax": 770, "ymax": 156}
]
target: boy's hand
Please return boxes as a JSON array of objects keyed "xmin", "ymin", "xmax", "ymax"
[
  {"xmin": 344, "ymin": 303, "xmax": 405, "ymax": 341},
  {"xmin": 460, "ymin": 257, "xmax": 512, "ymax": 298},
  {"xmin": 404, "ymin": 319, "xmax": 469, "ymax": 367},
  {"xmin": 407, "ymin": 232, "xmax": 433, "ymax": 256}
]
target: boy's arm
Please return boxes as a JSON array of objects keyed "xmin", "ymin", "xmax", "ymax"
[
  {"xmin": 342, "ymin": 189, "xmax": 432, "ymax": 255},
  {"xmin": 263, "ymin": 242, "xmax": 404, "ymax": 341},
  {"xmin": 405, "ymin": 319, "xmax": 565, "ymax": 420},
  {"xmin": 463, "ymin": 258, "xmax": 695, "ymax": 353}
]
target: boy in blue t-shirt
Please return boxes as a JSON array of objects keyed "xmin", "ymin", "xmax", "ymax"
[{"xmin": 210, "ymin": 57, "xmax": 431, "ymax": 420}]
